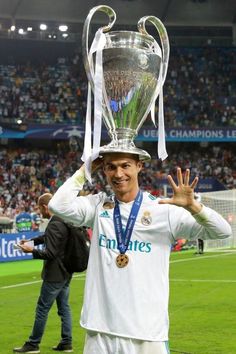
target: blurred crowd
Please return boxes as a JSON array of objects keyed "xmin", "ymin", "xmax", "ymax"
[
  {"xmin": 0, "ymin": 47, "xmax": 235, "ymax": 127},
  {"xmin": 0, "ymin": 143, "xmax": 235, "ymax": 225},
  {"xmin": 0, "ymin": 55, "xmax": 87, "ymax": 125},
  {"xmin": 163, "ymin": 47, "xmax": 236, "ymax": 128},
  {"xmin": 0, "ymin": 46, "xmax": 235, "ymax": 229}
]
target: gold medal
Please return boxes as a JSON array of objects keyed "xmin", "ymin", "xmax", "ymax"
[{"xmin": 116, "ymin": 254, "xmax": 129, "ymax": 268}]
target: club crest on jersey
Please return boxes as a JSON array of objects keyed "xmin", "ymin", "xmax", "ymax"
[{"xmin": 141, "ymin": 211, "xmax": 152, "ymax": 226}]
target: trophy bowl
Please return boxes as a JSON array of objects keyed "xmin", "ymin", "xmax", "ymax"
[{"xmin": 82, "ymin": 5, "xmax": 169, "ymax": 162}]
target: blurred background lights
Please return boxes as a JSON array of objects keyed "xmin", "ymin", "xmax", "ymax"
[
  {"xmin": 39, "ymin": 23, "xmax": 47, "ymax": 31},
  {"xmin": 59, "ymin": 25, "xmax": 68, "ymax": 32}
]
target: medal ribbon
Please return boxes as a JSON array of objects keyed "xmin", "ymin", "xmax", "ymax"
[{"xmin": 113, "ymin": 190, "xmax": 143, "ymax": 254}]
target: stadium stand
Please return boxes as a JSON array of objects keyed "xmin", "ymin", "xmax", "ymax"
[
  {"xmin": 0, "ymin": 47, "xmax": 235, "ymax": 127},
  {"xmin": 0, "ymin": 12, "xmax": 235, "ymax": 227},
  {"xmin": 0, "ymin": 141, "xmax": 235, "ymax": 225}
]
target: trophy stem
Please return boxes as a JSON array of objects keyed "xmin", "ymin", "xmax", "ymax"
[{"xmin": 110, "ymin": 128, "xmax": 136, "ymax": 142}]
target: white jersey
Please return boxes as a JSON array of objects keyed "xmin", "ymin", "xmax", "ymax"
[{"xmin": 49, "ymin": 172, "xmax": 232, "ymax": 342}]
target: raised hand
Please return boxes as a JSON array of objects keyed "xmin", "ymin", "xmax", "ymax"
[
  {"xmin": 92, "ymin": 156, "xmax": 104, "ymax": 173},
  {"xmin": 159, "ymin": 167, "xmax": 202, "ymax": 214}
]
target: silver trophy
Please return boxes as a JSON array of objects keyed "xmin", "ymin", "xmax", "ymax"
[{"xmin": 82, "ymin": 5, "xmax": 169, "ymax": 162}]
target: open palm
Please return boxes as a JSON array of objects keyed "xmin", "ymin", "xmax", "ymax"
[{"xmin": 159, "ymin": 167, "xmax": 199, "ymax": 208}]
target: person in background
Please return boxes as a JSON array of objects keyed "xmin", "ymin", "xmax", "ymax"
[
  {"xmin": 49, "ymin": 153, "xmax": 232, "ymax": 354},
  {"xmin": 194, "ymin": 193, "xmax": 204, "ymax": 254},
  {"xmin": 31, "ymin": 205, "xmax": 42, "ymax": 231},
  {"xmin": 15, "ymin": 205, "xmax": 33, "ymax": 232},
  {"xmin": 197, "ymin": 238, "xmax": 204, "ymax": 254},
  {"xmin": 13, "ymin": 193, "xmax": 73, "ymax": 354}
]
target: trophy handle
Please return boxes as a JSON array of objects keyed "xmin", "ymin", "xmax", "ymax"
[
  {"xmin": 137, "ymin": 16, "xmax": 169, "ymax": 84},
  {"xmin": 82, "ymin": 5, "xmax": 116, "ymax": 90}
]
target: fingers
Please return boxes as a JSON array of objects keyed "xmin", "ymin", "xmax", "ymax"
[
  {"xmin": 167, "ymin": 168, "xmax": 199, "ymax": 191},
  {"xmin": 190, "ymin": 176, "xmax": 199, "ymax": 189},
  {"xmin": 92, "ymin": 157, "xmax": 103, "ymax": 173},
  {"xmin": 19, "ymin": 240, "xmax": 27, "ymax": 244},
  {"xmin": 159, "ymin": 168, "xmax": 199, "ymax": 207},
  {"xmin": 184, "ymin": 169, "xmax": 190, "ymax": 185},
  {"xmin": 20, "ymin": 245, "xmax": 33, "ymax": 253},
  {"xmin": 166, "ymin": 174, "xmax": 177, "ymax": 190},
  {"xmin": 177, "ymin": 168, "xmax": 198, "ymax": 188},
  {"xmin": 176, "ymin": 167, "xmax": 183, "ymax": 185}
]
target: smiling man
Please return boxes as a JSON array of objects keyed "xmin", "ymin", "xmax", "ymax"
[
  {"xmin": 103, "ymin": 153, "xmax": 142, "ymax": 202},
  {"xmin": 49, "ymin": 152, "xmax": 232, "ymax": 354}
]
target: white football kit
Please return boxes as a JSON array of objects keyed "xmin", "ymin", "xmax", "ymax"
[{"xmin": 49, "ymin": 170, "xmax": 231, "ymax": 343}]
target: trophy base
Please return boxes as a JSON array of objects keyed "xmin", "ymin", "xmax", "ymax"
[{"xmin": 99, "ymin": 141, "xmax": 151, "ymax": 161}]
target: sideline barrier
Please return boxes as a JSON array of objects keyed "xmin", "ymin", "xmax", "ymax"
[{"xmin": 0, "ymin": 231, "xmax": 43, "ymax": 262}]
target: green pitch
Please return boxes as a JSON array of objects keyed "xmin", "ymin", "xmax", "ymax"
[{"xmin": 1, "ymin": 250, "xmax": 236, "ymax": 354}]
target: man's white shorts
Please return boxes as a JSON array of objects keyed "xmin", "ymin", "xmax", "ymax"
[{"xmin": 83, "ymin": 331, "xmax": 170, "ymax": 354}]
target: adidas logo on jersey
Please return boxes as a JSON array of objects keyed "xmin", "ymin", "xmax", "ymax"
[
  {"xmin": 148, "ymin": 193, "xmax": 157, "ymax": 200},
  {"xmin": 99, "ymin": 210, "xmax": 110, "ymax": 218}
]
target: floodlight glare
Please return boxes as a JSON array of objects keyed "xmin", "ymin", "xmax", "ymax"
[
  {"xmin": 62, "ymin": 33, "xmax": 68, "ymax": 38},
  {"xmin": 59, "ymin": 25, "xmax": 68, "ymax": 32},
  {"xmin": 27, "ymin": 27, "xmax": 33, "ymax": 32},
  {"xmin": 40, "ymin": 24, "xmax": 47, "ymax": 31},
  {"xmin": 10, "ymin": 25, "xmax": 16, "ymax": 31},
  {"xmin": 18, "ymin": 28, "xmax": 24, "ymax": 35}
]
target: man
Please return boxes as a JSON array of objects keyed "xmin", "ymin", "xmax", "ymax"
[
  {"xmin": 31, "ymin": 205, "xmax": 42, "ymax": 231},
  {"xmin": 49, "ymin": 153, "xmax": 232, "ymax": 354},
  {"xmin": 13, "ymin": 193, "xmax": 73, "ymax": 354},
  {"xmin": 197, "ymin": 238, "xmax": 204, "ymax": 254},
  {"xmin": 15, "ymin": 205, "xmax": 33, "ymax": 232}
]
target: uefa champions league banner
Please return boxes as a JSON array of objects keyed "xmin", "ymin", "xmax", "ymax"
[
  {"xmin": 0, "ymin": 231, "xmax": 43, "ymax": 262},
  {"xmin": 0, "ymin": 124, "xmax": 236, "ymax": 142}
]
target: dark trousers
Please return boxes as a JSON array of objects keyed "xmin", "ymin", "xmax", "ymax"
[
  {"xmin": 29, "ymin": 279, "xmax": 72, "ymax": 344},
  {"xmin": 198, "ymin": 239, "xmax": 204, "ymax": 254}
]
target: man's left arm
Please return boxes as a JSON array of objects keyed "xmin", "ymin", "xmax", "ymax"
[{"xmin": 159, "ymin": 168, "xmax": 232, "ymax": 240}]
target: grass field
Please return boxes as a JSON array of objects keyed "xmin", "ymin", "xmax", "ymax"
[{"xmin": 1, "ymin": 250, "xmax": 236, "ymax": 354}]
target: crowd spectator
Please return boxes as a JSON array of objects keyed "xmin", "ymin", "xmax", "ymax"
[
  {"xmin": 0, "ymin": 47, "xmax": 235, "ymax": 221},
  {"xmin": 0, "ymin": 142, "xmax": 235, "ymax": 220},
  {"xmin": 0, "ymin": 55, "xmax": 87, "ymax": 125},
  {"xmin": 0, "ymin": 47, "xmax": 235, "ymax": 127},
  {"xmin": 15, "ymin": 205, "xmax": 33, "ymax": 232},
  {"xmin": 163, "ymin": 47, "xmax": 236, "ymax": 128},
  {"xmin": 31, "ymin": 205, "xmax": 42, "ymax": 231}
]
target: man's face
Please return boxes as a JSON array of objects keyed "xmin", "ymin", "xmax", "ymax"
[{"xmin": 103, "ymin": 153, "xmax": 142, "ymax": 195}]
